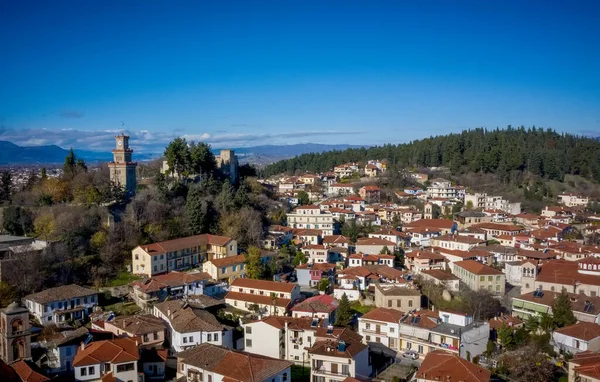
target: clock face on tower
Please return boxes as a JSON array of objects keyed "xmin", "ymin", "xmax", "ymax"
[{"xmin": 118, "ymin": 140, "xmax": 122, "ymax": 147}]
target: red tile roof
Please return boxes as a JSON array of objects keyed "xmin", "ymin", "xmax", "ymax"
[
  {"xmin": 224, "ymin": 291, "xmax": 292, "ymax": 308},
  {"xmin": 361, "ymin": 308, "xmax": 404, "ymax": 323},
  {"xmin": 9, "ymin": 361, "xmax": 49, "ymax": 382},
  {"xmin": 230, "ymin": 278, "xmax": 297, "ymax": 293},
  {"xmin": 291, "ymin": 294, "xmax": 339, "ymax": 313},
  {"xmin": 139, "ymin": 234, "xmax": 233, "ymax": 256},
  {"xmin": 453, "ymin": 260, "xmax": 504, "ymax": 275},
  {"xmin": 416, "ymin": 350, "xmax": 491, "ymax": 382},
  {"xmin": 73, "ymin": 338, "xmax": 139, "ymax": 367},
  {"xmin": 555, "ymin": 322, "xmax": 600, "ymax": 341}
]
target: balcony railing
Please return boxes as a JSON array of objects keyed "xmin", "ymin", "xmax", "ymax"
[{"xmin": 312, "ymin": 368, "xmax": 350, "ymax": 377}]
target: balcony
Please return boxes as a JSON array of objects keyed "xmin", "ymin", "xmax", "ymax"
[
  {"xmin": 291, "ymin": 337, "xmax": 303, "ymax": 345},
  {"xmin": 312, "ymin": 367, "xmax": 350, "ymax": 378}
]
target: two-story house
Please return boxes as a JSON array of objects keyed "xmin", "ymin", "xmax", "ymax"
[
  {"xmin": 202, "ymin": 254, "xmax": 246, "ymax": 282},
  {"xmin": 73, "ymin": 338, "xmax": 139, "ymax": 382},
  {"xmin": 405, "ymin": 251, "xmax": 446, "ymax": 274},
  {"xmin": 347, "ymin": 253, "xmax": 395, "ymax": 268},
  {"xmin": 129, "ymin": 270, "xmax": 219, "ymax": 309},
  {"xmin": 415, "ymin": 350, "xmax": 491, "ymax": 382},
  {"xmin": 368, "ymin": 229, "xmax": 411, "ymax": 248},
  {"xmin": 291, "ymin": 295, "xmax": 339, "ymax": 326},
  {"xmin": 373, "ymin": 284, "xmax": 421, "ymax": 311},
  {"xmin": 553, "ymin": 322, "xmax": 600, "ymax": 355},
  {"xmin": 296, "ymin": 263, "xmax": 336, "ymax": 288},
  {"xmin": 355, "ymin": 237, "xmax": 396, "ymax": 255},
  {"xmin": 102, "ymin": 315, "xmax": 166, "ymax": 347},
  {"xmin": 132, "ymin": 234, "xmax": 237, "ymax": 277},
  {"xmin": 37, "ymin": 327, "xmax": 89, "ymax": 375},
  {"xmin": 429, "ymin": 234, "xmax": 486, "ymax": 252},
  {"xmin": 176, "ymin": 343, "xmax": 293, "ymax": 382},
  {"xmin": 419, "ymin": 269, "xmax": 460, "ymax": 292},
  {"xmin": 451, "ymin": 260, "xmax": 506, "ymax": 295},
  {"xmin": 153, "ymin": 300, "xmax": 232, "ymax": 353},
  {"xmin": 23, "ymin": 285, "xmax": 98, "ymax": 326},
  {"xmin": 224, "ymin": 279, "xmax": 301, "ymax": 317}
]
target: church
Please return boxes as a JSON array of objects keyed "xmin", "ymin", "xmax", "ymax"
[{"xmin": 108, "ymin": 133, "xmax": 137, "ymax": 196}]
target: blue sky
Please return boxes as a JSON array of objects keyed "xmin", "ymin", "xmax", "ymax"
[{"xmin": 0, "ymin": 0, "xmax": 599, "ymax": 153}]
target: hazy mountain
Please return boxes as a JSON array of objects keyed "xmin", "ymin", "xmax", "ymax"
[{"xmin": 0, "ymin": 141, "xmax": 364, "ymax": 165}]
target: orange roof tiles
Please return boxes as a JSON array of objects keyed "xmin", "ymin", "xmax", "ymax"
[
  {"xmin": 73, "ymin": 338, "xmax": 139, "ymax": 367},
  {"xmin": 453, "ymin": 260, "xmax": 504, "ymax": 275},
  {"xmin": 555, "ymin": 322, "xmax": 600, "ymax": 341},
  {"xmin": 361, "ymin": 307, "xmax": 404, "ymax": 323},
  {"xmin": 416, "ymin": 350, "xmax": 491, "ymax": 382},
  {"xmin": 230, "ymin": 278, "xmax": 297, "ymax": 293}
]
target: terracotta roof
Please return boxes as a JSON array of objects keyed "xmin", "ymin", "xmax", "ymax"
[
  {"xmin": 225, "ymin": 291, "xmax": 292, "ymax": 308},
  {"xmin": 9, "ymin": 361, "xmax": 49, "ymax": 382},
  {"xmin": 536, "ymin": 259, "xmax": 600, "ymax": 287},
  {"xmin": 25, "ymin": 284, "xmax": 97, "ymax": 304},
  {"xmin": 421, "ymin": 269, "xmax": 459, "ymax": 281},
  {"xmin": 555, "ymin": 322, "xmax": 600, "ymax": 341},
  {"xmin": 304, "ymin": 244, "xmax": 327, "ymax": 250},
  {"xmin": 293, "ymin": 229, "xmax": 323, "ymax": 236},
  {"xmin": 177, "ymin": 343, "xmax": 293, "ymax": 382},
  {"xmin": 323, "ymin": 235, "xmax": 350, "ymax": 244},
  {"xmin": 361, "ymin": 308, "xmax": 405, "ymax": 323},
  {"xmin": 297, "ymin": 263, "xmax": 336, "ymax": 272},
  {"xmin": 360, "ymin": 185, "xmax": 381, "ymax": 191},
  {"xmin": 309, "ymin": 330, "xmax": 367, "ymax": 358},
  {"xmin": 208, "ymin": 254, "xmax": 246, "ymax": 268},
  {"xmin": 488, "ymin": 315, "xmax": 523, "ymax": 330},
  {"xmin": 473, "ymin": 223, "xmax": 524, "ymax": 232},
  {"xmin": 355, "ymin": 237, "xmax": 396, "ymax": 246},
  {"xmin": 432, "ymin": 234, "xmax": 486, "ymax": 245},
  {"xmin": 130, "ymin": 271, "xmax": 213, "ymax": 293},
  {"xmin": 230, "ymin": 278, "xmax": 297, "ymax": 293},
  {"xmin": 404, "ymin": 219, "xmax": 455, "ymax": 230},
  {"xmin": 572, "ymin": 351, "xmax": 600, "ymax": 379},
  {"xmin": 138, "ymin": 234, "xmax": 233, "ymax": 256},
  {"xmin": 370, "ymin": 229, "xmax": 407, "ymax": 237},
  {"xmin": 155, "ymin": 300, "xmax": 224, "ymax": 333},
  {"xmin": 416, "ymin": 350, "xmax": 491, "ymax": 382},
  {"xmin": 73, "ymin": 338, "xmax": 139, "ymax": 367},
  {"xmin": 338, "ymin": 266, "xmax": 377, "ymax": 279},
  {"xmin": 295, "ymin": 205, "xmax": 320, "ymax": 209},
  {"xmin": 400, "ymin": 310, "xmax": 440, "ymax": 329},
  {"xmin": 107, "ymin": 314, "xmax": 166, "ymax": 335},
  {"xmin": 453, "ymin": 260, "xmax": 503, "ymax": 275},
  {"xmin": 292, "ymin": 295, "xmax": 339, "ymax": 313},
  {"xmin": 406, "ymin": 250, "xmax": 446, "ymax": 260},
  {"xmin": 365, "ymin": 265, "xmax": 406, "ymax": 281}
]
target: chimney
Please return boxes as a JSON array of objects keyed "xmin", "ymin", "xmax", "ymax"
[
  {"xmin": 80, "ymin": 342, "xmax": 85, "ymax": 351},
  {"xmin": 167, "ymin": 309, "xmax": 171, "ymax": 317}
]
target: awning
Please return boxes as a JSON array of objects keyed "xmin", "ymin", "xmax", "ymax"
[{"xmin": 512, "ymin": 300, "xmax": 524, "ymax": 308}]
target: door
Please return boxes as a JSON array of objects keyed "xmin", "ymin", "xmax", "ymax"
[{"xmin": 66, "ymin": 361, "xmax": 71, "ymax": 371}]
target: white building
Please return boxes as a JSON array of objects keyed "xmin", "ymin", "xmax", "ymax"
[
  {"xmin": 177, "ymin": 343, "xmax": 292, "ymax": 382},
  {"xmin": 357, "ymin": 308, "xmax": 404, "ymax": 348},
  {"xmin": 426, "ymin": 178, "xmax": 458, "ymax": 199},
  {"xmin": 553, "ymin": 322, "xmax": 600, "ymax": 355},
  {"xmin": 224, "ymin": 278, "xmax": 301, "ymax": 317},
  {"xmin": 464, "ymin": 192, "xmax": 521, "ymax": 215},
  {"xmin": 38, "ymin": 327, "xmax": 89, "ymax": 375},
  {"xmin": 287, "ymin": 206, "xmax": 335, "ymax": 236},
  {"xmin": 73, "ymin": 338, "xmax": 139, "ymax": 382},
  {"xmin": 559, "ymin": 193, "xmax": 590, "ymax": 207},
  {"xmin": 309, "ymin": 328, "xmax": 370, "ymax": 381},
  {"xmin": 23, "ymin": 284, "xmax": 98, "ymax": 326},
  {"xmin": 153, "ymin": 300, "xmax": 233, "ymax": 353}
]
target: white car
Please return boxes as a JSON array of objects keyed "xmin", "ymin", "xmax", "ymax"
[{"xmin": 402, "ymin": 350, "xmax": 419, "ymax": 360}]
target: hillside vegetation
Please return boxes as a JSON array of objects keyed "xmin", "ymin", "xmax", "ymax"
[{"xmin": 262, "ymin": 127, "xmax": 600, "ymax": 183}]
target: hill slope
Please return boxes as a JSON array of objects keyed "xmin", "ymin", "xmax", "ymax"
[{"xmin": 262, "ymin": 127, "xmax": 600, "ymax": 182}]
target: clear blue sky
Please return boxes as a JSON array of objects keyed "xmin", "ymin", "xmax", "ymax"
[{"xmin": 0, "ymin": 0, "xmax": 599, "ymax": 153}]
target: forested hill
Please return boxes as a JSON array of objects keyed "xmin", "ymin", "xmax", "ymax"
[{"xmin": 261, "ymin": 127, "xmax": 600, "ymax": 182}]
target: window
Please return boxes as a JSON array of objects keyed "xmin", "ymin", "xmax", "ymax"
[
  {"xmin": 593, "ymin": 291, "xmax": 597, "ymax": 297},
  {"xmin": 488, "ymin": 276, "xmax": 493, "ymax": 282},
  {"xmin": 479, "ymin": 276, "xmax": 485, "ymax": 282},
  {"xmin": 66, "ymin": 347, "xmax": 72, "ymax": 356},
  {"xmin": 214, "ymin": 333, "xmax": 218, "ymax": 342},
  {"xmin": 389, "ymin": 327, "xmax": 394, "ymax": 333},
  {"xmin": 283, "ymin": 372, "xmax": 288, "ymax": 381},
  {"xmin": 366, "ymin": 335, "xmax": 370, "ymax": 341},
  {"xmin": 81, "ymin": 368, "xmax": 87, "ymax": 376},
  {"xmin": 207, "ymin": 333, "xmax": 212, "ymax": 341},
  {"xmin": 189, "ymin": 336, "xmax": 193, "ymax": 342},
  {"xmin": 365, "ymin": 323, "xmax": 370, "ymax": 329},
  {"xmin": 88, "ymin": 366, "xmax": 94, "ymax": 375},
  {"xmin": 135, "ymin": 254, "xmax": 139, "ymax": 260},
  {"xmin": 208, "ymin": 376, "xmax": 213, "ymax": 382},
  {"xmin": 183, "ymin": 337, "xmax": 188, "ymax": 343},
  {"xmin": 116, "ymin": 363, "xmax": 135, "ymax": 372},
  {"xmin": 160, "ymin": 254, "xmax": 164, "ymax": 260},
  {"xmin": 246, "ymin": 339, "xmax": 252, "ymax": 347},
  {"xmin": 154, "ymin": 332, "xmax": 159, "ymax": 340},
  {"xmin": 418, "ymin": 345, "xmax": 424, "ymax": 353},
  {"xmin": 233, "ymin": 265, "xmax": 237, "ymax": 272},
  {"xmin": 496, "ymin": 276, "xmax": 501, "ymax": 281},
  {"xmin": 222, "ymin": 268, "xmax": 227, "ymax": 274},
  {"xmin": 246, "ymin": 326, "xmax": 252, "ymax": 334},
  {"xmin": 388, "ymin": 300, "xmax": 392, "ymax": 307},
  {"xmin": 408, "ymin": 300, "xmax": 413, "ymax": 308},
  {"xmin": 396, "ymin": 300, "xmax": 401, "ymax": 307}
]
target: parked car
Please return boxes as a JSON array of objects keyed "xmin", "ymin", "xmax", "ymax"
[{"xmin": 402, "ymin": 350, "xmax": 419, "ymax": 360}]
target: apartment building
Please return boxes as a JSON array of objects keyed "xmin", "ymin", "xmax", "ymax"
[
  {"xmin": 132, "ymin": 234, "xmax": 237, "ymax": 277},
  {"xmin": 153, "ymin": 300, "xmax": 233, "ymax": 352},
  {"xmin": 309, "ymin": 328, "xmax": 370, "ymax": 382},
  {"xmin": 73, "ymin": 338, "xmax": 139, "ymax": 382},
  {"xmin": 224, "ymin": 278, "xmax": 301, "ymax": 317},
  {"xmin": 426, "ymin": 178, "xmax": 458, "ymax": 199},
  {"xmin": 373, "ymin": 283, "xmax": 421, "ymax": 311},
  {"xmin": 464, "ymin": 192, "xmax": 521, "ymax": 215},
  {"xmin": 287, "ymin": 206, "xmax": 335, "ymax": 236},
  {"xmin": 451, "ymin": 260, "xmax": 505, "ymax": 295},
  {"xmin": 333, "ymin": 163, "xmax": 359, "ymax": 179},
  {"xmin": 347, "ymin": 253, "xmax": 395, "ymax": 268},
  {"xmin": 23, "ymin": 284, "xmax": 98, "ymax": 326},
  {"xmin": 296, "ymin": 263, "xmax": 336, "ymax": 288},
  {"xmin": 420, "ymin": 269, "xmax": 460, "ymax": 292},
  {"xmin": 473, "ymin": 223, "xmax": 525, "ymax": 238},
  {"xmin": 176, "ymin": 343, "xmax": 292, "ymax": 382},
  {"xmin": 405, "ymin": 251, "xmax": 446, "ymax": 274}
]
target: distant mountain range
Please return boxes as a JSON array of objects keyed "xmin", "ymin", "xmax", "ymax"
[{"xmin": 0, "ymin": 141, "xmax": 364, "ymax": 165}]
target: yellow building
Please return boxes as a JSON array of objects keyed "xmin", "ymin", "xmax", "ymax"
[
  {"xmin": 452, "ymin": 260, "xmax": 505, "ymax": 296},
  {"xmin": 132, "ymin": 234, "xmax": 237, "ymax": 277}
]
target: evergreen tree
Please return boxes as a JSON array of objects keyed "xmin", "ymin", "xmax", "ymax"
[
  {"xmin": 184, "ymin": 185, "xmax": 213, "ymax": 235},
  {"xmin": 335, "ymin": 293, "xmax": 353, "ymax": 327},
  {"xmin": 0, "ymin": 171, "xmax": 11, "ymax": 202},
  {"xmin": 297, "ymin": 191, "xmax": 310, "ymax": 206},
  {"xmin": 497, "ymin": 324, "xmax": 515, "ymax": 349},
  {"xmin": 244, "ymin": 246, "xmax": 265, "ymax": 279},
  {"xmin": 552, "ymin": 291, "xmax": 577, "ymax": 328}
]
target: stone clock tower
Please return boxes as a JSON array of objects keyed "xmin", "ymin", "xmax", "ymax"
[{"xmin": 108, "ymin": 133, "xmax": 137, "ymax": 196}]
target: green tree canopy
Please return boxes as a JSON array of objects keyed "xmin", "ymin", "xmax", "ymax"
[
  {"xmin": 244, "ymin": 246, "xmax": 265, "ymax": 280},
  {"xmin": 552, "ymin": 291, "xmax": 577, "ymax": 328},
  {"xmin": 335, "ymin": 293, "xmax": 353, "ymax": 327}
]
